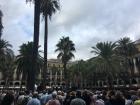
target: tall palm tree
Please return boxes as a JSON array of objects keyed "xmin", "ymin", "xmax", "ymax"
[
  {"xmin": 116, "ymin": 37, "xmax": 138, "ymax": 77},
  {"xmin": 0, "ymin": 10, "xmax": 3, "ymax": 39},
  {"xmin": 40, "ymin": 0, "xmax": 60, "ymax": 83},
  {"xmin": 26, "ymin": 0, "xmax": 41, "ymax": 91},
  {"xmin": 0, "ymin": 39, "xmax": 13, "ymax": 61},
  {"xmin": 55, "ymin": 36, "xmax": 75, "ymax": 86},
  {"xmin": 0, "ymin": 39, "xmax": 14, "ymax": 86},
  {"xmin": 1, "ymin": 55, "xmax": 15, "ymax": 86},
  {"xmin": 116, "ymin": 37, "xmax": 137, "ymax": 57},
  {"xmin": 91, "ymin": 42, "xmax": 121, "ymax": 87},
  {"xmin": 16, "ymin": 42, "xmax": 43, "ymax": 89}
]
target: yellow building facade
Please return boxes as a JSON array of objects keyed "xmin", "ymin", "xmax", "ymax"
[{"xmin": 47, "ymin": 59, "xmax": 71, "ymax": 87}]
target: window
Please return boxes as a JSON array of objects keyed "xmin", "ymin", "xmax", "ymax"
[
  {"xmin": 48, "ymin": 63, "xmax": 50, "ymax": 67},
  {"xmin": 53, "ymin": 64, "xmax": 55, "ymax": 67}
]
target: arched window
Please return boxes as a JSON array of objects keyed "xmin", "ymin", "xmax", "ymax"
[
  {"xmin": 99, "ymin": 81, "xmax": 102, "ymax": 87},
  {"xmin": 15, "ymin": 82, "xmax": 20, "ymax": 86},
  {"xmin": 1, "ymin": 82, "xmax": 5, "ymax": 86},
  {"xmin": 118, "ymin": 80, "xmax": 124, "ymax": 85},
  {"xmin": 132, "ymin": 79, "xmax": 137, "ymax": 84},
  {"xmin": 113, "ymin": 81, "xmax": 117, "ymax": 85},
  {"xmin": 9, "ymin": 82, "xmax": 13, "ymax": 86}
]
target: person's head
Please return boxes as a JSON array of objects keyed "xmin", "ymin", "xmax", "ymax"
[
  {"xmin": 83, "ymin": 90, "xmax": 88, "ymax": 97},
  {"xmin": 42, "ymin": 90, "xmax": 47, "ymax": 95},
  {"xmin": 102, "ymin": 90, "xmax": 107, "ymax": 96},
  {"xmin": 115, "ymin": 91, "xmax": 123, "ymax": 99},
  {"xmin": 57, "ymin": 91, "xmax": 62, "ymax": 95},
  {"xmin": 76, "ymin": 90, "xmax": 82, "ymax": 98},
  {"xmin": 93, "ymin": 95, "xmax": 98, "ymax": 101},
  {"xmin": 52, "ymin": 91, "xmax": 57, "ymax": 99},
  {"xmin": 1, "ymin": 93, "xmax": 14, "ymax": 105},
  {"xmin": 25, "ymin": 90, "xmax": 30, "ymax": 95},
  {"xmin": 33, "ymin": 92, "xmax": 39, "ymax": 98},
  {"xmin": 48, "ymin": 89, "xmax": 53, "ymax": 94},
  {"xmin": 108, "ymin": 90, "xmax": 115, "ymax": 98},
  {"xmin": 70, "ymin": 91, "xmax": 76, "ymax": 98}
]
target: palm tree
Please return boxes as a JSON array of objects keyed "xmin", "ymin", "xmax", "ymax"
[
  {"xmin": 91, "ymin": 42, "xmax": 121, "ymax": 87},
  {"xmin": 116, "ymin": 37, "xmax": 137, "ymax": 57},
  {"xmin": 40, "ymin": 0, "xmax": 60, "ymax": 83},
  {"xmin": 0, "ymin": 39, "xmax": 14, "ymax": 87},
  {"xmin": 0, "ymin": 10, "xmax": 3, "ymax": 39},
  {"xmin": 116, "ymin": 37, "xmax": 138, "ymax": 77},
  {"xmin": 55, "ymin": 36, "xmax": 75, "ymax": 86},
  {"xmin": 0, "ymin": 39, "xmax": 13, "ymax": 61},
  {"xmin": 26, "ymin": 0, "xmax": 41, "ymax": 91},
  {"xmin": 16, "ymin": 42, "xmax": 43, "ymax": 90}
]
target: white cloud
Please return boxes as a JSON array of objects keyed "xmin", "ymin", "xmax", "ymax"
[{"xmin": 1, "ymin": 0, "xmax": 140, "ymax": 60}]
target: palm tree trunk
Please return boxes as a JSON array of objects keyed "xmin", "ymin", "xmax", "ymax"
[
  {"xmin": 63, "ymin": 62, "xmax": 67, "ymax": 87},
  {"xmin": 20, "ymin": 78, "xmax": 23, "ymax": 91},
  {"xmin": 129, "ymin": 59, "xmax": 134, "ymax": 76},
  {"xmin": 27, "ymin": 0, "xmax": 41, "ymax": 91},
  {"xmin": 0, "ymin": 11, "xmax": 3, "ymax": 39},
  {"xmin": 0, "ymin": 17, "xmax": 2, "ymax": 39},
  {"xmin": 136, "ymin": 57, "xmax": 140, "ymax": 75},
  {"xmin": 43, "ymin": 15, "xmax": 48, "ymax": 84}
]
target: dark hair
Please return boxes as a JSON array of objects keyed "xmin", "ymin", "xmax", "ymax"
[
  {"xmin": 76, "ymin": 91, "xmax": 82, "ymax": 98},
  {"xmin": 33, "ymin": 92, "xmax": 39, "ymax": 98},
  {"xmin": 108, "ymin": 90, "xmax": 115, "ymax": 97},
  {"xmin": 25, "ymin": 90, "xmax": 30, "ymax": 95},
  {"xmin": 48, "ymin": 89, "xmax": 53, "ymax": 94},
  {"xmin": 115, "ymin": 91, "xmax": 123, "ymax": 99},
  {"xmin": 0, "ymin": 93, "xmax": 14, "ymax": 105}
]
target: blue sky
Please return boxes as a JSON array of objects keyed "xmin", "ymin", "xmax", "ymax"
[{"xmin": 1, "ymin": 0, "xmax": 140, "ymax": 60}]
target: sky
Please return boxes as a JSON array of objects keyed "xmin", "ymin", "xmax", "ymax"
[{"xmin": 1, "ymin": 0, "xmax": 140, "ymax": 60}]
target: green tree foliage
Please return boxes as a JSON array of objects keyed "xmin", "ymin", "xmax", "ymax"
[
  {"xmin": 91, "ymin": 42, "xmax": 121, "ymax": 73},
  {"xmin": 55, "ymin": 36, "xmax": 75, "ymax": 84},
  {"xmin": 0, "ymin": 39, "xmax": 13, "ymax": 58},
  {"xmin": 116, "ymin": 37, "xmax": 138, "ymax": 57},
  {"xmin": 0, "ymin": 39, "xmax": 15, "ymax": 84},
  {"xmin": 66, "ymin": 37, "xmax": 139, "ymax": 88},
  {"xmin": 40, "ymin": 0, "xmax": 60, "ymax": 18},
  {"xmin": 92, "ymin": 42, "xmax": 121, "ymax": 86},
  {"xmin": 68, "ymin": 59, "xmax": 97, "ymax": 88},
  {"xmin": 116, "ymin": 37, "xmax": 138, "ymax": 77},
  {"xmin": 16, "ymin": 42, "xmax": 43, "ymax": 87}
]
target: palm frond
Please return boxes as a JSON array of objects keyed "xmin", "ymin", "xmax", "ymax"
[
  {"xmin": 55, "ymin": 36, "xmax": 75, "ymax": 64},
  {"xmin": 40, "ymin": 0, "xmax": 60, "ymax": 19}
]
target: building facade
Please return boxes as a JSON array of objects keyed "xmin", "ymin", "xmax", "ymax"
[{"xmin": 46, "ymin": 59, "xmax": 72, "ymax": 87}]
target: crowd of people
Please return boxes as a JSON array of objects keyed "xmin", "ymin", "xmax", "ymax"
[{"xmin": 1, "ymin": 88, "xmax": 140, "ymax": 105}]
